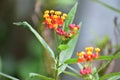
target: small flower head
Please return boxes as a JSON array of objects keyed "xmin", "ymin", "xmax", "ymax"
[
  {"xmin": 44, "ymin": 10, "xmax": 49, "ymax": 14},
  {"xmin": 77, "ymin": 47, "xmax": 100, "ymax": 63},
  {"xmin": 43, "ymin": 10, "xmax": 80, "ymax": 40},
  {"xmin": 80, "ymin": 66, "xmax": 91, "ymax": 76},
  {"xmin": 56, "ymin": 28, "xmax": 66, "ymax": 35},
  {"xmin": 43, "ymin": 10, "xmax": 67, "ymax": 29},
  {"xmin": 50, "ymin": 10, "xmax": 54, "ymax": 14},
  {"xmin": 69, "ymin": 24, "xmax": 80, "ymax": 34},
  {"xmin": 55, "ymin": 11, "xmax": 62, "ymax": 15},
  {"xmin": 63, "ymin": 13, "xmax": 67, "ymax": 17},
  {"xmin": 77, "ymin": 52, "xmax": 85, "ymax": 63},
  {"xmin": 95, "ymin": 48, "xmax": 100, "ymax": 53}
]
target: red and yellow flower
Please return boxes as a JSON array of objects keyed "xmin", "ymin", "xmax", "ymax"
[
  {"xmin": 80, "ymin": 66, "xmax": 91, "ymax": 76},
  {"xmin": 43, "ymin": 10, "xmax": 67, "ymax": 30},
  {"xmin": 77, "ymin": 47, "xmax": 100, "ymax": 63},
  {"xmin": 43, "ymin": 10, "xmax": 80, "ymax": 39}
]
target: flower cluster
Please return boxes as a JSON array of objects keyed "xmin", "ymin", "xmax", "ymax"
[
  {"xmin": 43, "ymin": 10, "xmax": 80, "ymax": 39},
  {"xmin": 77, "ymin": 47, "xmax": 100, "ymax": 63},
  {"xmin": 56, "ymin": 24, "xmax": 80, "ymax": 38},
  {"xmin": 43, "ymin": 10, "xmax": 67, "ymax": 29},
  {"xmin": 69, "ymin": 24, "xmax": 80, "ymax": 34},
  {"xmin": 80, "ymin": 66, "xmax": 91, "ymax": 76},
  {"xmin": 77, "ymin": 47, "xmax": 100, "ymax": 76}
]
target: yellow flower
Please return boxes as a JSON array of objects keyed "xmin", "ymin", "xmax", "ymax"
[
  {"xmin": 55, "ymin": 11, "xmax": 62, "ymax": 15},
  {"xmin": 50, "ymin": 10, "xmax": 54, "ymax": 14},
  {"xmin": 95, "ymin": 48, "xmax": 100, "ymax": 53},
  {"xmin": 44, "ymin": 10, "xmax": 49, "ymax": 14}
]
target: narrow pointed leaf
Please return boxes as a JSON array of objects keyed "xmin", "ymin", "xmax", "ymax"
[
  {"xmin": 92, "ymin": 67, "xmax": 99, "ymax": 80},
  {"xmin": 64, "ymin": 54, "xmax": 120, "ymax": 64},
  {"xmin": 96, "ymin": 55, "xmax": 120, "ymax": 61},
  {"xmin": 96, "ymin": 61, "xmax": 111, "ymax": 74},
  {"xmin": 59, "ymin": 22, "xmax": 81, "ymax": 75},
  {"xmin": 59, "ymin": 33, "xmax": 79, "ymax": 74},
  {"xmin": 108, "ymin": 75, "xmax": 120, "ymax": 80},
  {"xmin": 58, "ymin": 44, "xmax": 69, "ymax": 51},
  {"xmin": 99, "ymin": 72, "xmax": 120, "ymax": 80},
  {"xmin": 29, "ymin": 73, "xmax": 54, "ymax": 80},
  {"xmin": 63, "ymin": 2, "xmax": 78, "ymax": 31},
  {"xmin": 64, "ymin": 58, "xmax": 78, "ymax": 64},
  {"xmin": 13, "ymin": 22, "xmax": 55, "ymax": 59}
]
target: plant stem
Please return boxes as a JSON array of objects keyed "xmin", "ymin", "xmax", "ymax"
[
  {"xmin": 55, "ymin": 59, "xmax": 59, "ymax": 80},
  {"xmin": 67, "ymin": 65, "xmax": 80, "ymax": 74},
  {"xmin": 54, "ymin": 31, "xmax": 60, "ymax": 80}
]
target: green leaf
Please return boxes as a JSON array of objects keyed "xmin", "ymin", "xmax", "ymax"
[
  {"xmin": 63, "ymin": 2, "xmax": 78, "ymax": 31},
  {"xmin": 64, "ymin": 58, "xmax": 78, "ymax": 64},
  {"xmin": 92, "ymin": 0, "xmax": 120, "ymax": 14},
  {"xmin": 96, "ymin": 61, "xmax": 111, "ymax": 74},
  {"xmin": 0, "ymin": 72, "xmax": 19, "ymax": 80},
  {"xmin": 56, "ymin": 0, "xmax": 76, "ymax": 6},
  {"xmin": 96, "ymin": 55, "xmax": 120, "ymax": 61},
  {"xmin": 92, "ymin": 67, "xmax": 99, "ymax": 80},
  {"xmin": 13, "ymin": 22, "xmax": 55, "ymax": 59},
  {"xmin": 62, "ymin": 71, "xmax": 82, "ymax": 78},
  {"xmin": 29, "ymin": 73, "xmax": 54, "ymax": 80},
  {"xmin": 64, "ymin": 54, "xmax": 120, "ymax": 64},
  {"xmin": 58, "ymin": 44, "xmax": 69, "ymax": 51},
  {"xmin": 96, "ymin": 52, "xmax": 120, "ymax": 75},
  {"xmin": 108, "ymin": 75, "xmax": 120, "ymax": 80},
  {"xmin": 99, "ymin": 72, "xmax": 120, "ymax": 80},
  {"xmin": 59, "ymin": 34, "xmax": 79, "ymax": 74},
  {"xmin": 58, "ymin": 21, "xmax": 81, "ymax": 75}
]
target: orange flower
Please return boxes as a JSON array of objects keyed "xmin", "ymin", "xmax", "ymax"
[
  {"xmin": 77, "ymin": 47, "xmax": 100, "ymax": 63},
  {"xmin": 43, "ymin": 10, "xmax": 80, "ymax": 40},
  {"xmin": 77, "ymin": 52, "xmax": 85, "ymax": 63},
  {"xmin": 43, "ymin": 10, "xmax": 67, "ymax": 29}
]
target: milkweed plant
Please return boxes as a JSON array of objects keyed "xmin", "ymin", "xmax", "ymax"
[{"xmin": 0, "ymin": 2, "xmax": 120, "ymax": 80}]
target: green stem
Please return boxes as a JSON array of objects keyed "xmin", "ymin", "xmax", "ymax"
[
  {"xmin": 55, "ymin": 59, "xmax": 59, "ymax": 80},
  {"xmin": 62, "ymin": 71, "xmax": 82, "ymax": 78},
  {"xmin": 54, "ymin": 31, "xmax": 60, "ymax": 80},
  {"xmin": 67, "ymin": 65, "xmax": 80, "ymax": 74},
  {"xmin": 0, "ymin": 72, "xmax": 19, "ymax": 80}
]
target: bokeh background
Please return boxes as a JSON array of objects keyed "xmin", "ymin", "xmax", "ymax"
[{"xmin": 0, "ymin": 0, "xmax": 120, "ymax": 80}]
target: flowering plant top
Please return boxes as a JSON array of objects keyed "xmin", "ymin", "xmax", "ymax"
[{"xmin": 10, "ymin": 1, "xmax": 120, "ymax": 80}]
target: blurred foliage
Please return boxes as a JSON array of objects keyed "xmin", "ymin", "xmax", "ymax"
[
  {"xmin": 92, "ymin": 0, "xmax": 120, "ymax": 14},
  {"xmin": 17, "ymin": 37, "xmax": 47, "ymax": 80},
  {"xmin": 0, "ymin": 21, "xmax": 7, "ymax": 44},
  {"xmin": 93, "ymin": 18, "xmax": 120, "ymax": 77},
  {"xmin": 41, "ymin": 0, "xmax": 76, "ymax": 10}
]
